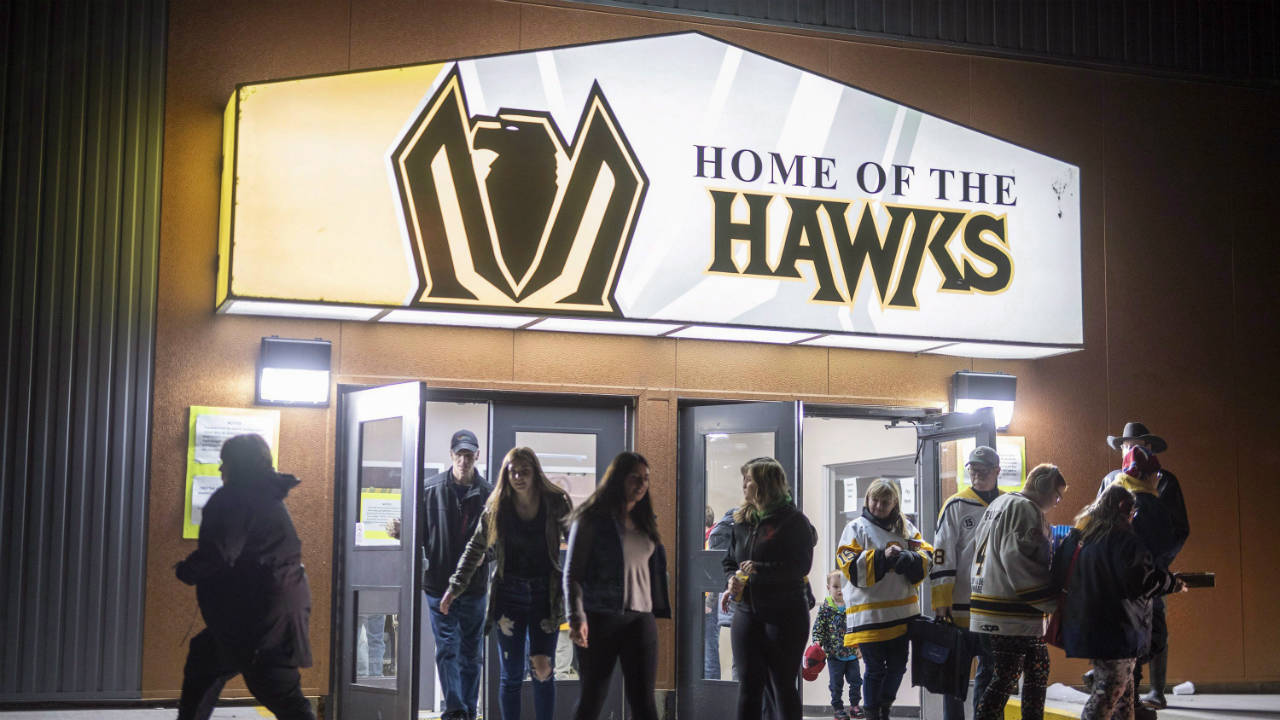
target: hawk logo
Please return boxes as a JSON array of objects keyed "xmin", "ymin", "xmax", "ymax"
[{"xmin": 392, "ymin": 66, "xmax": 647, "ymax": 313}]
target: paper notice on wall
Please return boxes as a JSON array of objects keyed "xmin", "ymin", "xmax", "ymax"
[
  {"xmin": 358, "ymin": 489, "xmax": 401, "ymax": 546},
  {"xmin": 843, "ymin": 478, "xmax": 858, "ymax": 513},
  {"xmin": 194, "ymin": 412, "xmax": 279, "ymax": 464},
  {"xmin": 190, "ymin": 475, "xmax": 223, "ymax": 526},
  {"xmin": 897, "ymin": 477, "xmax": 917, "ymax": 515},
  {"xmin": 956, "ymin": 436, "xmax": 1026, "ymax": 491}
]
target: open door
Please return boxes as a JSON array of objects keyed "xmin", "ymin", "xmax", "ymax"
[
  {"xmin": 914, "ymin": 406, "xmax": 997, "ymax": 720},
  {"xmin": 676, "ymin": 401, "xmax": 801, "ymax": 719},
  {"xmin": 333, "ymin": 382, "xmax": 425, "ymax": 720},
  {"xmin": 487, "ymin": 398, "xmax": 631, "ymax": 720}
]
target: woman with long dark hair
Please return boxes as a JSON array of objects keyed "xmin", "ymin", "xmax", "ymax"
[
  {"xmin": 721, "ymin": 457, "xmax": 816, "ymax": 720},
  {"xmin": 563, "ymin": 451, "xmax": 670, "ymax": 720},
  {"xmin": 441, "ymin": 447, "xmax": 572, "ymax": 720},
  {"xmin": 1054, "ymin": 485, "xmax": 1184, "ymax": 720}
]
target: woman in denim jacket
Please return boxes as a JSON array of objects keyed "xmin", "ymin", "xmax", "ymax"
[
  {"xmin": 563, "ymin": 451, "xmax": 671, "ymax": 720},
  {"xmin": 442, "ymin": 447, "xmax": 572, "ymax": 720}
]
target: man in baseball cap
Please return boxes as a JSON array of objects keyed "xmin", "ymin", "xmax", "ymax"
[
  {"xmin": 1094, "ymin": 422, "xmax": 1189, "ymax": 717},
  {"xmin": 930, "ymin": 445, "xmax": 1002, "ymax": 720}
]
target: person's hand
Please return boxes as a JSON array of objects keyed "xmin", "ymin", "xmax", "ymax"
[
  {"xmin": 739, "ymin": 560, "xmax": 757, "ymax": 575},
  {"xmin": 727, "ymin": 573, "xmax": 746, "ymax": 598},
  {"xmin": 935, "ymin": 607, "xmax": 953, "ymax": 622},
  {"xmin": 720, "ymin": 590, "xmax": 733, "ymax": 614},
  {"xmin": 884, "ymin": 544, "xmax": 903, "ymax": 561},
  {"xmin": 386, "ymin": 517, "xmax": 401, "ymax": 539},
  {"xmin": 1173, "ymin": 578, "xmax": 1188, "ymax": 594},
  {"xmin": 439, "ymin": 589, "xmax": 454, "ymax": 615},
  {"xmin": 570, "ymin": 617, "xmax": 589, "ymax": 648}
]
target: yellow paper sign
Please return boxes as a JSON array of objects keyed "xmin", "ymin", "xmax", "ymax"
[{"xmin": 183, "ymin": 406, "xmax": 280, "ymax": 539}]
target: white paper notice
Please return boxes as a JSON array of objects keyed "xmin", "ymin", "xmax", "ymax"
[
  {"xmin": 843, "ymin": 478, "xmax": 858, "ymax": 513},
  {"xmin": 190, "ymin": 475, "xmax": 223, "ymax": 526},
  {"xmin": 194, "ymin": 413, "xmax": 278, "ymax": 465},
  {"xmin": 898, "ymin": 477, "xmax": 917, "ymax": 515},
  {"xmin": 357, "ymin": 491, "xmax": 401, "ymax": 546}
]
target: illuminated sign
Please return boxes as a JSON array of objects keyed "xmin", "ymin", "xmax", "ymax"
[{"xmin": 217, "ymin": 33, "xmax": 1081, "ymax": 357}]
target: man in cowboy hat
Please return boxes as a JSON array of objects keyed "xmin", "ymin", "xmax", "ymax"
[{"xmin": 1095, "ymin": 421, "xmax": 1190, "ymax": 715}]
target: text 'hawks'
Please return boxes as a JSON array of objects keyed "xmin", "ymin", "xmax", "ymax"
[{"xmin": 707, "ymin": 190, "xmax": 1014, "ymax": 309}]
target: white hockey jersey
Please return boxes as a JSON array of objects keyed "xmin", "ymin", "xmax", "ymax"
[
  {"xmin": 836, "ymin": 514, "xmax": 933, "ymax": 646},
  {"xmin": 930, "ymin": 487, "xmax": 1000, "ymax": 626}
]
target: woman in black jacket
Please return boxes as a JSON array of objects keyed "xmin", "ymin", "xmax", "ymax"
[
  {"xmin": 175, "ymin": 433, "xmax": 315, "ymax": 720},
  {"xmin": 441, "ymin": 447, "xmax": 573, "ymax": 720},
  {"xmin": 721, "ymin": 456, "xmax": 817, "ymax": 720},
  {"xmin": 563, "ymin": 451, "xmax": 670, "ymax": 720},
  {"xmin": 1053, "ymin": 485, "xmax": 1184, "ymax": 720}
]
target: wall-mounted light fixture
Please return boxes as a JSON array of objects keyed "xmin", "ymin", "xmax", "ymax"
[
  {"xmin": 952, "ymin": 370, "xmax": 1017, "ymax": 430},
  {"xmin": 256, "ymin": 337, "xmax": 332, "ymax": 407}
]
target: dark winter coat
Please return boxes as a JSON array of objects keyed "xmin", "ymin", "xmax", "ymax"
[
  {"xmin": 1051, "ymin": 527, "xmax": 1179, "ymax": 660},
  {"xmin": 176, "ymin": 471, "xmax": 312, "ymax": 667},
  {"xmin": 564, "ymin": 511, "xmax": 671, "ymax": 620},
  {"xmin": 419, "ymin": 469, "xmax": 492, "ymax": 597},
  {"xmin": 722, "ymin": 502, "xmax": 817, "ymax": 614},
  {"xmin": 1099, "ymin": 468, "xmax": 1189, "ymax": 568}
]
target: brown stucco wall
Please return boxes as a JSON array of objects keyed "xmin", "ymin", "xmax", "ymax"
[{"xmin": 144, "ymin": 0, "xmax": 1280, "ymax": 700}]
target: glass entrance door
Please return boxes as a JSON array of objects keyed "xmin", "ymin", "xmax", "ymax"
[
  {"xmin": 486, "ymin": 399, "xmax": 630, "ymax": 720},
  {"xmin": 915, "ymin": 407, "xmax": 997, "ymax": 720},
  {"xmin": 675, "ymin": 401, "xmax": 801, "ymax": 719},
  {"xmin": 334, "ymin": 381, "xmax": 425, "ymax": 720}
]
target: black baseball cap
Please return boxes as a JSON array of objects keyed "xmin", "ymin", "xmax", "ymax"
[{"xmin": 450, "ymin": 429, "xmax": 479, "ymax": 453}]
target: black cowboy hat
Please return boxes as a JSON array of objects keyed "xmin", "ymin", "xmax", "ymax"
[{"xmin": 1106, "ymin": 421, "xmax": 1167, "ymax": 454}]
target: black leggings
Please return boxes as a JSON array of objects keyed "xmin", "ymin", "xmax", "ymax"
[
  {"xmin": 573, "ymin": 611, "xmax": 659, "ymax": 720},
  {"xmin": 177, "ymin": 629, "xmax": 314, "ymax": 720},
  {"xmin": 730, "ymin": 604, "xmax": 809, "ymax": 720}
]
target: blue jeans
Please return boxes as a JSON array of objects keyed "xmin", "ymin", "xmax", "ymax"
[
  {"xmin": 364, "ymin": 614, "xmax": 386, "ymax": 677},
  {"xmin": 704, "ymin": 607, "xmax": 722, "ymax": 679},
  {"xmin": 493, "ymin": 576, "xmax": 559, "ymax": 720},
  {"xmin": 942, "ymin": 641, "xmax": 993, "ymax": 720},
  {"xmin": 860, "ymin": 635, "xmax": 909, "ymax": 712},
  {"xmin": 828, "ymin": 654, "xmax": 862, "ymax": 709},
  {"xmin": 427, "ymin": 590, "xmax": 486, "ymax": 719}
]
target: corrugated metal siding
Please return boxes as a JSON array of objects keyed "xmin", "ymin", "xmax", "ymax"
[
  {"xmin": 0, "ymin": 0, "xmax": 165, "ymax": 701},
  {"xmin": 563, "ymin": 0, "xmax": 1279, "ymax": 87}
]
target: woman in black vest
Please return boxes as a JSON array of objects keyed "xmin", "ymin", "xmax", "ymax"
[
  {"xmin": 563, "ymin": 451, "xmax": 671, "ymax": 720},
  {"xmin": 721, "ymin": 456, "xmax": 817, "ymax": 720}
]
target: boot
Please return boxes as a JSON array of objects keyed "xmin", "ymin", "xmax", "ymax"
[
  {"xmin": 1141, "ymin": 647, "xmax": 1169, "ymax": 708},
  {"xmin": 880, "ymin": 703, "xmax": 893, "ymax": 719}
]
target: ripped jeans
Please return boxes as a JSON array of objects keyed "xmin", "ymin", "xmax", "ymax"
[{"xmin": 493, "ymin": 575, "xmax": 559, "ymax": 720}]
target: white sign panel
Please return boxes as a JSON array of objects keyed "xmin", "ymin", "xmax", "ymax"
[{"xmin": 220, "ymin": 33, "xmax": 1082, "ymax": 357}]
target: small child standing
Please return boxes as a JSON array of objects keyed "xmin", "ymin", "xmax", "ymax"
[{"xmin": 812, "ymin": 571, "xmax": 864, "ymax": 720}]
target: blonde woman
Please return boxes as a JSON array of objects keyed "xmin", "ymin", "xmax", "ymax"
[
  {"xmin": 442, "ymin": 447, "xmax": 572, "ymax": 720},
  {"xmin": 836, "ymin": 479, "xmax": 933, "ymax": 720},
  {"xmin": 968, "ymin": 463, "xmax": 1067, "ymax": 720},
  {"xmin": 720, "ymin": 457, "xmax": 816, "ymax": 720}
]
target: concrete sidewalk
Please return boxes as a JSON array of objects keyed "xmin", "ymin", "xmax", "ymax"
[{"xmin": 4, "ymin": 697, "xmax": 1280, "ymax": 719}]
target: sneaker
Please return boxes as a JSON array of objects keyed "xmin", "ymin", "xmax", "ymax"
[
  {"xmin": 833, "ymin": 707, "xmax": 849, "ymax": 720},
  {"xmin": 848, "ymin": 705, "xmax": 866, "ymax": 719},
  {"xmin": 1140, "ymin": 691, "xmax": 1168, "ymax": 710}
]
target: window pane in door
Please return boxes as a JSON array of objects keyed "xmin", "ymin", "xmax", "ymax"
[
  {"xmin": 704, "ymin": 431, "xmax": 773, "ymax": 680},
  {"xmin": 514, "ymin": 431, "xmax": 597, "ymax": 510},
  {"xmin": 355, "ymin": 589, "xmax": 399, "ymax": 689},
  {"xmin": 357, "ymin": 417, "xmax": 402, "ymax": 548}
]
